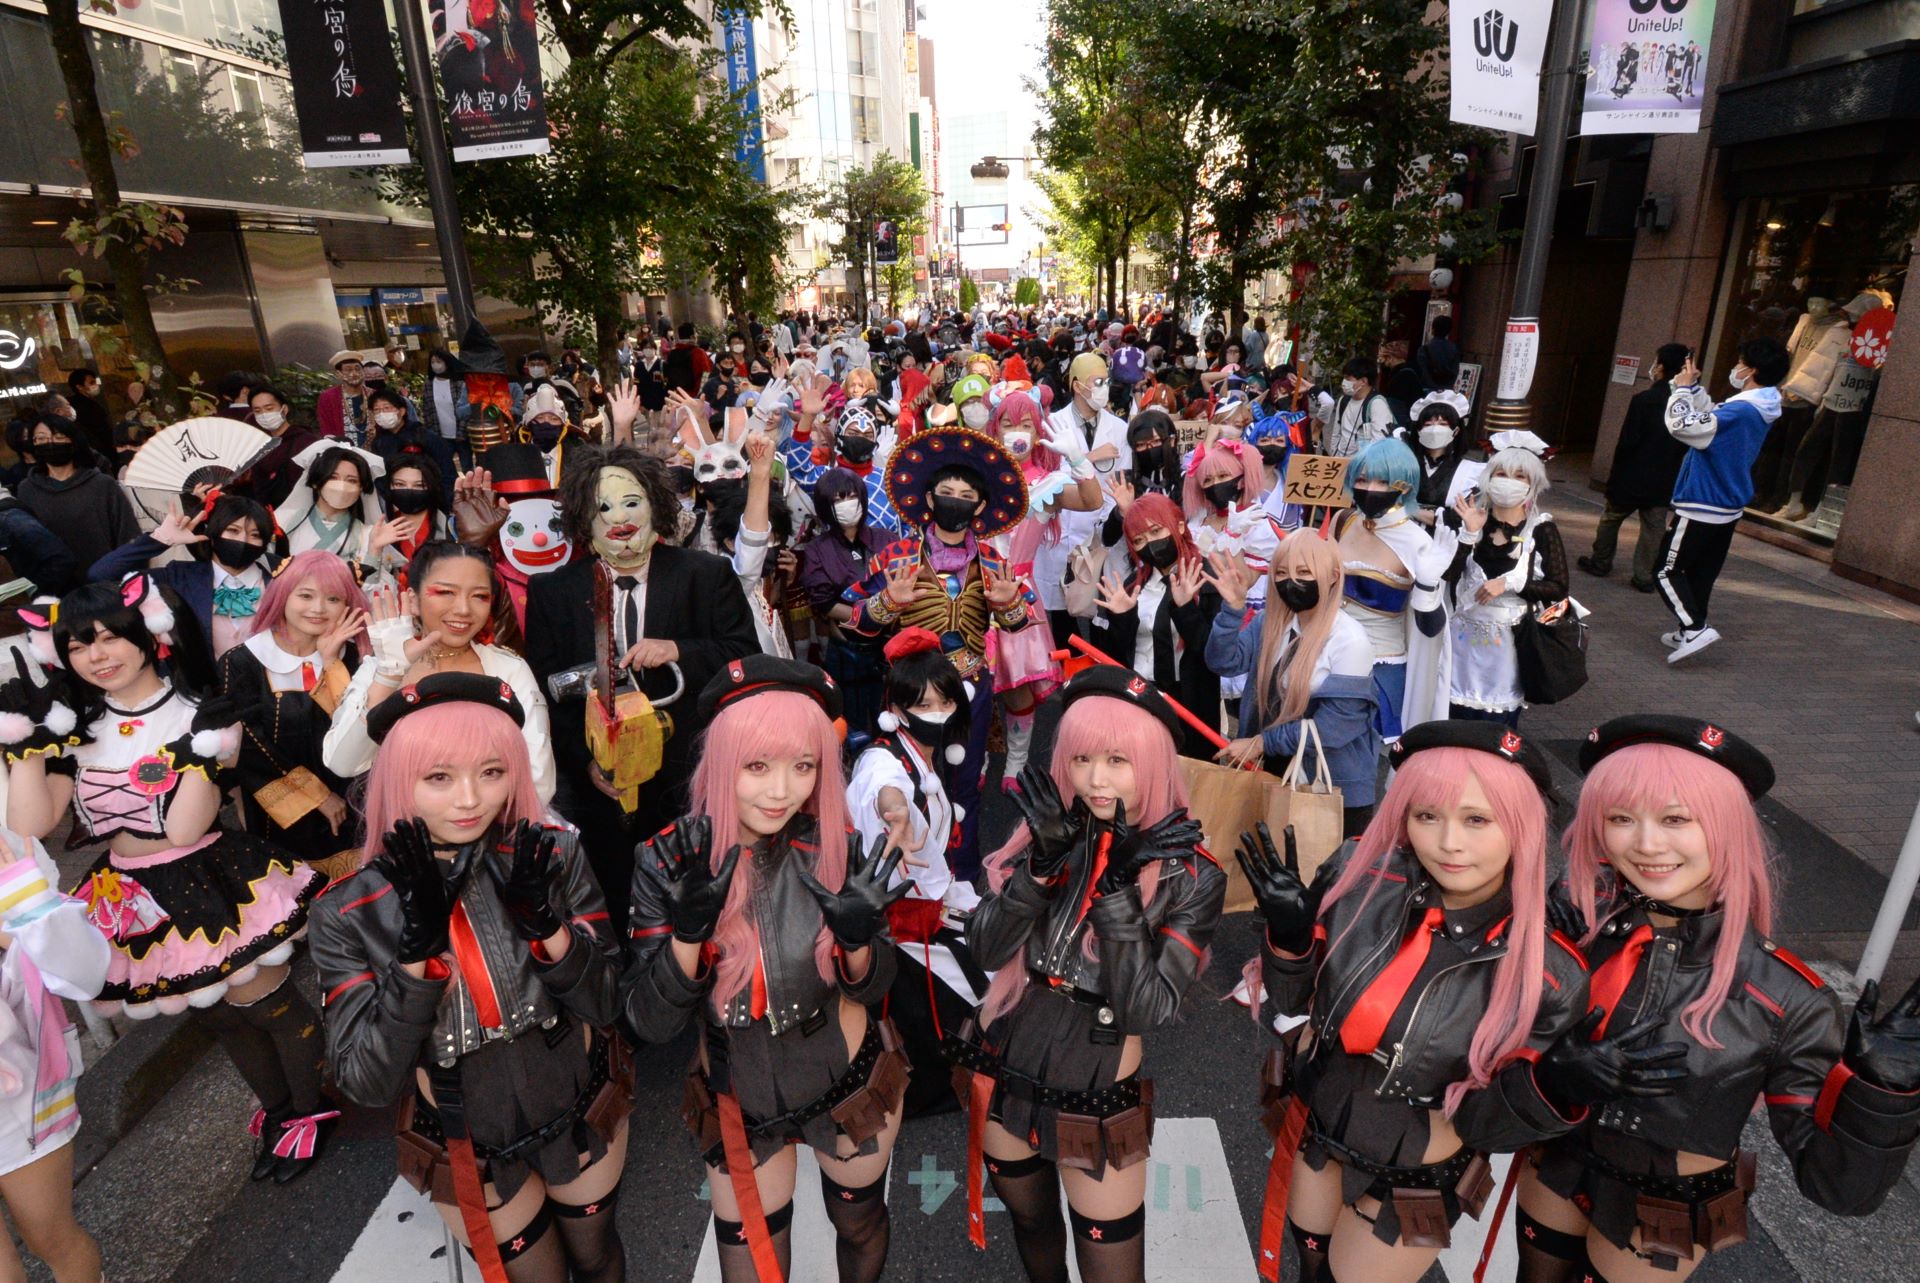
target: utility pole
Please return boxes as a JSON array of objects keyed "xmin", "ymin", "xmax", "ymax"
[
  {"xmin": 393, "ymin": 0, "xmax": 476, "ymax": 335},
  {"xmin": 1483, "ymin": 0, "xmax": 1590, "ymax": 436}
]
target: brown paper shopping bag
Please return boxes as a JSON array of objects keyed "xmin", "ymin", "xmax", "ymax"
[{"xmin": 1180, "ymin": 721, "xmax": 1344, "ymax": 913}]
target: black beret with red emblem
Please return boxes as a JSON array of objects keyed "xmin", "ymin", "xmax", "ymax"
[
  {"xmin": 1578, "ymin": 714, "xmax": 1773, "ymax": 797},
  {"xmin": 1389, "ymin": 720, "xmax": 1555, "ymax": 797},
  {"xmin": 1058, "ymin": 664, "xmax": 1185, "ymax": 744},
  {"xmin": 368, "ymin": 671, "xmax": 525, "ymax": 744},
  {"xmin": 696, "ymin": 654, "xmax": 843, "ymax": 726}
]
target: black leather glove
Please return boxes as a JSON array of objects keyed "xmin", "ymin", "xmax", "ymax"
[
  {"xmin": 1534, "ymin": 1008, "xmax": 1690, "ymax": 1114},
  {"xmin": 1546, "ymin": 878, "xmax": 1588, "ymax": 940},
  {"xmin": 1236, "ymin": 823, "xmax": 1323, "ymax": 956},
  {"xmin": 796, "ymin": 831, "xmax": 909, "ymax": 949},
  {"xmin": 375, "ymin": 818, "xmax": 453, "ymax": 965},
  {"xmin": 1009, "ymin": 763, "xmax": 1083, "ymax": 881},
  {"xmin": 641, "ymin": 817, "xmax": 739, "ymax": 945},
  {"xmin": 494, "ymin": 819, "xmax": 563, "ymax": 944},
  {"xmin": 1845, "ymin": 976, "xmax": 1920, "ymax": 1093},
  {"xmin": 1096, "ymin": 802, "xmax": 1204, "ymax": 895}
]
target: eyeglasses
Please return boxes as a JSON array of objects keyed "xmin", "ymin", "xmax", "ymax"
[{"xmin": 1082, "ymin": 377, "xmax": 1110, "ymax": 389}]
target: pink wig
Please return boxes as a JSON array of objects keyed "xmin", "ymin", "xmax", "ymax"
[
  {"xmin": 1181, "ymin": 440, "xmax": 1267, "ymax": 521},
  {"xmin": 360, "ymin": 702, "xmax": 546, "ymax": 866},
  {"xmin": 688, "ymin": 691, "xmax": 851, "ymax": 1010},
  {"xmin": 1285, "ymin": 748, "xmax": 1548, "ymax": 1115},
  {"xmin": 249, "ymin": 550, "xmax": 371, "ymax": 650},
  {"xmin": 977, "ymin": 696, "xmax": 1189, "ymax": 1026},
  {"xmin": 991, "ymin": 389, "xmax": 1060, "ymax": 475},
  {"xmin": 1567, "ymin": 744, "xmax": 1773, "ymax": 1047}
]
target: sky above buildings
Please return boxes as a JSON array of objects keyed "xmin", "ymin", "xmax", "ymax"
[{"xmin": 922, "ymin": 0, "xmax": 1044, "ymax": 154}]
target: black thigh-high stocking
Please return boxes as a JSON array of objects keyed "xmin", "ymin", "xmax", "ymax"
[
  {"xmin": 489, "ymin": 1203, "xmax": 565, "ymax": 1283},
  {"xmin": 1068, "ymin": 1203, "xmax": 1145, "ymax": 1283},
  {"xmin": 1513, "ymin": 1206, "xmax": 1588, "ymax": 1283},
  {"xmin": 712, "ymin": 1201, "xmax": 793, "ymax": 1283},
  {"xmin": 1288, "ymin": 1218, "xmax": 1331, "ymax": 1283},
  {"xmin": 548, "ymin": 1186, "xmax": 625, "ymax": 1283},
  {"xmin": 988, "ymin": 1153, "xmax": 1068, "ymax": 1283},
  {"xmin": 194, "ymin": 1001, "xmax": 289, "ymax": 1118},
  {"xmin": 232, "ymin": 973, "xmax": 325, "ymax": 1113},
  {"xmin": 820, "ymin": 1169, "xmax": 891, "ymax": 1283}
]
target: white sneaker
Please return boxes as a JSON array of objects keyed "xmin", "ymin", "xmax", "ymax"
[
  {"xmin": 1660, "ymin": 630, "xmax": 1686, "ymax": 648},
  {"xmin": 1667, "ymin": 627, "xmax": 1721, "ymax": 663}
]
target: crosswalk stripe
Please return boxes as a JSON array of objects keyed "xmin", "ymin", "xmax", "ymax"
[{"xmin": 331, "ymin": 1177, "xmax": 466, "ymax": 1282}]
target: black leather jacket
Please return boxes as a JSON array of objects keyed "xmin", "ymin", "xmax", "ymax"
[
  {"xmin": 1263, "ymin": 846, "xmax": 1591, "ymax": 1155},
  {"xmin": 622, "ymin": 817, "xmax": 896, "ymax": 1043},
  {"xmin": 967, "ymin": 822, "xmax": 1228, "ymax": 1035},
  {"xmin": 310, "ymin": 824, "xmax": 620, "ymax": 1108},
  {"xmin": 1578, "ymin": 904, "xmax": 1920, "ymax": 1213}
]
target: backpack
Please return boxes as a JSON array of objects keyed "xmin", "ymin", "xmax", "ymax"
[{"xmin": 1111, "ymin": 345, "xmax": 1146, "ymax": 385}]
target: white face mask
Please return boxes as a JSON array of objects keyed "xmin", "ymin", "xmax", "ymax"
[
  {"xmin": 255, "ymin": 410, "xmax": 284, "ymax": 431},
  {"xmin": 527, "ymin": 364, "xmax": 548, "ymax": 379},
  {"xmin": 1340, "ymin": 378, "xmax": 1360, "ymax": 398},
  {"xmin": 430, "ymin": 360, "xmax": 447, "ymax": 375},
  {"xmin": 1418, "ymin": 422, "xmax": 1455, "ymax": 449},
  {"xmin": 1181, "ymin": 356, "xmax": 1197, "ymax": 369},
  {"xmin": 374, "ymin": 410, "xmax": 402, "ymax": 430},
  {"xmin": 731, "ymin": 343, "xmax": 746, "ymax": 354},
  {"xmin": 1728, "ymin": 365, "xmax": 1750, "ymax": 390},
  {"xmin": 1002, "ymin": 431, "xmax": 1032, "ymax": 457},
  {"xmin": 1486, "ymin": 477, "xmax": 1531, "ymax": 508},
  {"xmin": 1086, "ymin": 384, "xmax": 1111, "ymax": 411},
  {"xmin": 831, "ymin": 497, "xmax": 862, "ymax": 525},
  {"xmin": 320, "ymin": 479, "xmax": 359, "ymax": 511},
  {"xmin": 960, "ymin": 401, "xmax": 990, "ymax": 428}
]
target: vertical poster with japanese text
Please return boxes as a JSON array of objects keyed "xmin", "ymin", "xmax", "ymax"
[
  {"xmin": 1581, "ymin": 0, "xmax": 1718, "ymax": 135},
  {"xmin": 1448, "ymin": 0, "xmax": 1553, "ymax": 136},
  {"xmin": 429, "ymin": 0, "xmax": 551, "ymax": 160},
  {"xmin": 276, "ymin": 0, "xmax": 409, "ymax": 167},
  {"xmin": 721, "ymin": 6, "xmax": 768, "ymax": 183}
]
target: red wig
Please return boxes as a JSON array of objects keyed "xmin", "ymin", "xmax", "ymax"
[{"xmin": 1120, "ymin": 494, "xmax": 1200, "ymax": 588}]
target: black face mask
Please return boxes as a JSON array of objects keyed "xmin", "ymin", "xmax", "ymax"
[
  {"xmin": 1138, "ymin": 536, "xmax": 1179, "ymax": 572},
  {"xmin": 900, "ymin": 709, "xmax": 960, "ymax": 758},
  {"xmin": 1257, "ymin": 444, "xmax": 1288, "ymax": 472},
  {"xmin": 838, "ymin": 435, "xmax": 877, "ymax": 465},
  {"xmin": 388, "ymin": 487, "xmax": 434, "ymax": 515},
  {"xmin": 1203, "ymin": 479, "xmax": 1240, "ymax": 511},
  {"xmin": 1352, "ymin": 488, "xmax": 1399, "ymax": 519},
  {"xmin": 211, "ymin": 537, "xmax": 265, "ymax": 571},
  {"xmin": 702, "ymin": 478, "xmax": 744, "ymax": 505},
  {"xmin": 529, "ymin": 421, "xmax": 565, "ymax": 449},
  {"xmin": 1275, "ymin": 577, "xmax": 1320, "ymax": 613},
  {"xmin": 34, "ymin": 440, "xmax": 77, "ymax": 467},
  {"xmin": 1133, "ymin": 445, "xmax": 1169, "ymax": 475},
  {"xmin": 929, "ymin": 493, "xmax": 978, "ymax": 534}
]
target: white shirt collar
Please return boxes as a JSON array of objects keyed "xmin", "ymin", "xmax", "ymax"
[{"xmin": 244, "ymin": 630, "xmax": 317, "ymax": 676}]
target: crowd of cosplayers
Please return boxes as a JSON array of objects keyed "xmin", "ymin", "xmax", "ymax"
[{"xmin": 0, "ymin": 302, "xmax": 1909, "ymax": 1283}]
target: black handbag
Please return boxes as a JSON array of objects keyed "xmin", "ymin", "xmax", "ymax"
[{"xmin": 1515, "ymin": 601, "xmax": 1588, "ymax": 704}]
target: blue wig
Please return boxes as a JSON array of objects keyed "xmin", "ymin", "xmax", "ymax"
[{"xmin": 1344, "ymin": 437, "xmax": 1421, "ymax": 515}]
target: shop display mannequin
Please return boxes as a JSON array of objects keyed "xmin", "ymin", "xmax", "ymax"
[{"xmin": 1782, "ymin": 290, "xmax": 1893, "ymax": 523}]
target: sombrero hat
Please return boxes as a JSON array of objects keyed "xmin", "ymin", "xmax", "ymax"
[{"xmin": 884, "ymin": 427, "xmax": 1029, "ymax": 539}]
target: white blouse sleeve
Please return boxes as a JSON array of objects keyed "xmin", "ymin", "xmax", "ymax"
[
  {"xmin": 488, "ymin": 648, "xmax": 556, "ymax": 805},
  {"xmin": 321, "ymin": 657, "xmax": 381, "ymax": 781}
]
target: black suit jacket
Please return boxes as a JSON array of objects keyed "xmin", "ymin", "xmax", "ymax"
[
  {"xmin": 1090, "ymin": 575, "xmax": 1222, "ymax": 759},
  {"xmin": 525, "ymin": 546, "xmax": 759, "ymax": 841},
  {"xmin": 1606, "ymin": 382, "xmax": 1688, "ymax": 511}
]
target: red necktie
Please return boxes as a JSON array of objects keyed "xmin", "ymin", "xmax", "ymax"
[
  {"xmin": 1341, "ymin": 907, "xmax": 1445, "ymax": 1055},
  {"xmin": 301, "ymin": 662, "xmax": 319, "ymax": 693},
  {"xmin": 1587, "ymin": 925, "xmax": 1653, "ymax": 1038}
]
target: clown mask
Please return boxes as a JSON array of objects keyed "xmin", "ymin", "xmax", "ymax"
[
  {"xmin": 592, "ymin": 467, "xmax": 657, "ymax": 571},
  {"xmin": 499, "ymin": 497, "xmax": 570, "ymax": 577}
]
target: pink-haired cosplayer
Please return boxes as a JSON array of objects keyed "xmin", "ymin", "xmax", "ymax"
[
  {"xmin": 1514, "ymin": 716, "xmax": 1920, "ymax": 1283},
  {"xmin": 218, "ymin": 550, "xmax": 370, "ymax": 866},
  {"xmin": 314, "ymin": 683, "xmax": 628, "ymax": 1283},
  {"xmin": 623, "ymin": 666, "xmax": 908, "ymax": 1283},
  {"xmin": 1244, "ymin": 725, "xmax": 1590, "ymax": 1283},
  {"xmin": 1183, "ymin": 440, "xmax": 1279, "ymax": 575},
  {"xmin": 954, "ymin": 670, "xmax": 1222, "ymax": 1282}
]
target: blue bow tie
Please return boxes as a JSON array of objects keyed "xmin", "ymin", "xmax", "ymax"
[{"xmin": 212, "ymin": 584, "xmax": 262, "ymax": 618}]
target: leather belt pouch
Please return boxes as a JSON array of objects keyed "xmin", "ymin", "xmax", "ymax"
[
  {"xmin": 1634, "ymin": 1194, "xmax": 1696, "ymax": 1262},
  {"xmin": 1698, "ymin": 1152, "xmax": 1756, "ymax": 1253},
  {"xmin": 1392, "ymin": 1188, "xmax": 1451, "ymax": 1249},
  {"xmin": 1102, "ymin": 1088, "xmax": 1155, "ymax": 1172},
  {"xmin": 584, "ymin": 1043, "xmax": 637, "ymax": 1139},
  {"xmin": 1455, "ymin": 1153, "xmax": 1495, "ymax": 1220},
  {"xmin": 1054, "ymin": 1113, "xmax": 1105, "ymax": 1171},
  {"xmin": 830, "ymin": 1040, "xmax": 910, "ymax": 1148},
  {"xmin": 681, "ymin": 1068, "xmax": 722, "ymax": 1149},
  {"xmin": 1259, "ymin": 1047, "xmax": 1292, "ymax": 1137}
]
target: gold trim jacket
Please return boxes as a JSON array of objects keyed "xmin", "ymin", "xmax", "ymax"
[
  {"xmin": 310, "ymin": 825, "xmax": 620, "ymax": 1107},
  {"xmin": 967, "ymin": 825, "xmax": 1228, "ymax": 1035},
  {"xmin": 1581, "ymin": 905, "xmax": 1920, "ymax": 1215},
  {"xmin": 1262, "ymin": 846, "xmax": 1591, "ymax": 1154},
  {"xmin": 622, "ymin": 819, "xmax": 897, "ymax": 1042}
]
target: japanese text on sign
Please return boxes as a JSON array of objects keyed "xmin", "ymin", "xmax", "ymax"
[{"xmin": 1283, "ymin": 454, "xmax": 1352, "ymax": 509}]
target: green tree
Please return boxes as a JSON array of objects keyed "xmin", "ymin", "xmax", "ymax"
[
  {"xmin": 1014, "ymin": 276, "xmax": 1042, "ymax": 308},
  {"xmin": 816, "ymin": 155, "xmax": 928, "ymax": 318},
  {"xmin": 959, "ymin": 276, "xmax": 980, "ymax": 313}
]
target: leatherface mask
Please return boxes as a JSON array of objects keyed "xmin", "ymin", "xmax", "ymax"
[{"xmin": 591, "ymin": 467, "xmax": 657, "ymax": 571}]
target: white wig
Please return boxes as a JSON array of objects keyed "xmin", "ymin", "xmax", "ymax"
[{"xmin": 1477, "ymin": 446, "xmax": 1550, "ymax": 508}]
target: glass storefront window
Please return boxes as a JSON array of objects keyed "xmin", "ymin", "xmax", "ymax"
[
  {"xmin": 334, "ymin": 289, "xmax": 453, "ymax": 365},
  {"xmin": 1708, "ymin": 186, "xmax": 1918, "ymax": 540}
]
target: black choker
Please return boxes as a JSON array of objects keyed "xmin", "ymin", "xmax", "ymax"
[{"xmin": 1621, "ymin": 884, "xmax": 1713, "ymax": 919}]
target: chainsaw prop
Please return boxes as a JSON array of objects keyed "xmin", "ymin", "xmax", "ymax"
[{"xmin": 585, "ymin": 560, "xmax": 682, "ymax": 813}]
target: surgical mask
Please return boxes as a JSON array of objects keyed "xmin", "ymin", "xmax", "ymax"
[
  {"xmin": 1181, "ymin": 356, "xmax": 1197, "ymax": 369},
  {"xmin": 731, "ymin": 343, "xmax": 746, "ymax": 354},
  {"xmin": 1418, "ymin": 422, "xmax": 1455, "ymax": 449},
  {"xmin": 255, "ymin": 410, "xmax": 285, "ymax": 431},
  {"xmin": 838, "ymin": 435, "xmax": 877, "ymax": 465},
  {"xmin": 1275, "ymin": 577, "xmax": 1320, "ymax": 613},
  {"xmin": 34, "ymin": 441, "xmax": 76, "ymax": 467},
  {"xmin": 1085, "ymin": 384, "xmax": 1111, "ymax": 411},
  {"xmin": 430, "ymin": 360, "xmax": 447, "ymax": 375},
  {"xmin": 929, "ymin": 493, "xmax": 978, "ymax": 533},
  {"xmin": 320, "ymin": 479, "xmax": 359, "ymax": 510},
  {"xmin": 387, "ymin": 487, "xmax": 433, "ymax": 514},
  {"xmin": 1486, "ymin": 477, "xmax": 1532, "ymax": 508},
  {"xmin": 640, "ymin": 349, "xmax": 656, "ymax": 361},
  {"xmin": 1728, "ymin": 366, "xmax": 1750, "ymax": 390},
  {"xmin": 960, "ymin": 401, "xmax": 990, "ymax": 428},
  {"xmin": 374, "ymin": 410, "xmax": 402, "ymax": 430},
  {"xmin": 1203, "ymin": 479, "xmax": 1240, "ymax": 511},
  {"xmin": 1340, "ymin": 378, "xmax": 1360, "ymax": 398},
  {"xmin": 831, "ymin": 497, "xmax": 863, "ymax": 526},
  {"xmin": 530, "ymin": 420, "xmax": 565, "ymax": 449},
  {"xmin": 1002, "ymin": 431, "xmax": 1032, "ymax": 457},
  {"xmin": 211, "ymin": 537, "xmax": 264, "ymax": 571},
  {"xmin": 1137, "ymin": 536, "xmax": 1178, "ymax": 572},
  {"xmin": 1352, "ymin": 488, "xmax": 1399, "ymax": 519},
  {"xmin": 527, "ymin": 364, "xmax": 548, "ymax": 379}
]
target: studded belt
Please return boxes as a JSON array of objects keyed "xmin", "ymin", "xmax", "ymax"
[
  {"xmin": 943, "ymin": 1032, "xmax": 1145, "ymax": 1118},
  {"xmin": 1584, "ymin": 1147, "xmax": 1741, "ymax": 1204},
  {"xmin": 1307, "ymin": 1121, "xmax": 1478, "ymax": 1191}
]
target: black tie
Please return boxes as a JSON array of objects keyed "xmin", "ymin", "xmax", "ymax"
[
  {"xmin": 615, "ymin": 575, "xmax": 640, "ymax": 650},
  {"xmin": 1081, "ymin": 418, "xmax": 1096, "ymax": 447}
]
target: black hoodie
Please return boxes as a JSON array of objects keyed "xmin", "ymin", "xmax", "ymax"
[{"xmin": 16, "ymin": 465, "xmax": 141, "ymax": 573}]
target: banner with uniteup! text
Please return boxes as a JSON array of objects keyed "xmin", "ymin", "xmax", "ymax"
[
  {"xmin": 1449, "ymin": 1, "xmax": 1553, "ymax": 136},
  {"xmin": 1580, "ymin": 0, "xmax": 1718, "ymax": 135}
]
